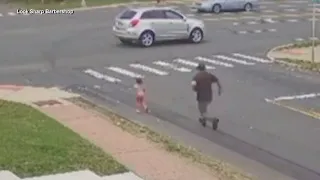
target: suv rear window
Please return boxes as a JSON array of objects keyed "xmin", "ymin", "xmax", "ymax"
[{"xmin": 119, "ymin": 10, "xmax": 137, "ymax": 19}]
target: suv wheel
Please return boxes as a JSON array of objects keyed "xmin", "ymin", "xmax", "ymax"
[
  {"xmin": 212, "ymin": 4, "xmax": 221, "ymax": 14},
  {"xmin": 244, "ymin": 3, "xmax": 252, "ymax": 12},
  {"xmin": 139, "ymin": 31, "xmax": 154, "ymax": 47},
  {"xmin": 189, "ymin": 28, "xmax": 203, "ymax": 44}
]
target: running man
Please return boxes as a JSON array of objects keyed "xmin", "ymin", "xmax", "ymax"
[{"xmin": 191, "ymin": 63, "xmax": 222, "ymax": 129}]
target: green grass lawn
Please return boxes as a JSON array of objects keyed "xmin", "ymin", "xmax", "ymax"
[
  {"xmin": 8, "ymin": 0, "xmax": 150, "ymax": 9},
  {"xmin": 0, "ymin": 99, "xmax": 127, "ymax": 178}
]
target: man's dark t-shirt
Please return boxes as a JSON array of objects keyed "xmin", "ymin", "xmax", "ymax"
[{"xmin": 192, "ymin": 71, "xmax": 218, "ymax": 102}]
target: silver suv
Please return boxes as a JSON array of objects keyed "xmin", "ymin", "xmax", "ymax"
[{"xmin": 113, "ymin": 7, "xmax": 205, "ymax": 47}]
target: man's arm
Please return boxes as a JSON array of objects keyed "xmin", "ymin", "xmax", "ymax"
[
  {"xmin": 216, "ymin": 79, "xmax": 222, "ymax": 96},
  {"xmin": 191, "ymin": 76, "xmax": 197, "ymax": 92},
  {"xmin": 211, "ymin": 74, "xmax": 222, "ymax": 96}
]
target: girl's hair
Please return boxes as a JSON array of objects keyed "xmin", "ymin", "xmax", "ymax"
[{"xmin": 136, "ymin": 77, "xmax": 143, "ymax": 84}]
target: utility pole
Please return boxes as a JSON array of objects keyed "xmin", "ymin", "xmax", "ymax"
[{"xmin": 312, "ymin": 1, "xmax": 316, "ymax": 62}]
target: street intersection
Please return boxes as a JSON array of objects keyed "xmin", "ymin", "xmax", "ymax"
[{"xmin": 0, "ymin": 1, "xmax": 320, "ymax": 180}]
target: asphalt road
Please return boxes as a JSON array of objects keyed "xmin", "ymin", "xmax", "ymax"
[{"xmin": 1, "ymin": 1, "xmax": 320, "ymax": 180}]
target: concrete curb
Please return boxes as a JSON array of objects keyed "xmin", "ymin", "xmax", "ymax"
[
  {"xmin": 266, "ymin": 43, "xmax": 299, "ymax": 66},
  {"xmin": 266, "ymin": 43, "xmax": 320, "ymax": 73}
]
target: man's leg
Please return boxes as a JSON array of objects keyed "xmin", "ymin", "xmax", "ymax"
[{"xmin": 197, "ymin": 101, "xmax": 209, "ymax": 119}]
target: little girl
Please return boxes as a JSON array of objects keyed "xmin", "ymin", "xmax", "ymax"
[{"xmin": 134, "ymin": 78, "xmax": 149, "ymax": 113}]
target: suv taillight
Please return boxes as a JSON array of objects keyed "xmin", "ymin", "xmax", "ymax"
[{"xmin": 130, "ymin": 19, "xmax": 139, "ymax": 27}]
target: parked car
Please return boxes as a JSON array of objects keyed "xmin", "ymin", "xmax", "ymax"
[
  {"xmin": 112, "ymin": 7, "xmax": 205, "ymax": 47},
  {"xmin": 192, "ymin": 0, "xmax": 259, "ymax": 13}
]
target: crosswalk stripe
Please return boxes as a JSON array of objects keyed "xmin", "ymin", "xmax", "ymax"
[
  {"xmin": 83, "ymin": 69, "xmax": 121, "ymax": 83},
  {"xmin": 232, "ymin": 53, "xmax": 272, "ymax": 63},
  {"xmin": 153, "ymin": 61, "xmax": 192, "ymax": 72},
  {"xmin": 253, "ymin": 30, "xmax": 262, "ymax": 33},
  {"xmin": 214, "ymin": 55, "xmax": 255, "ymax": 65},
  {"xmin": 247, "ymin": 21, "xmax": 257, "ymax": 24},
  {"xmin": 195, "ymin": 56, "xmax": 234, "ymax": 68},
  {"xmin": 130, "ymin": 63, "xmax": 169, "ymax": 75},
  {"xmin": 106, "ymin": 66, "xmax": 144, "ymax": 78},
  {"xmin": 173, "ymin": 58, "xmax": 215, "ymax": 69},
  {"xmin": 0, "ymin": 13, "xmax": 3, "ymax": 17},
  {"xmin": 286, "ymin": 19, "xmax": 298, "ymax": 22}
]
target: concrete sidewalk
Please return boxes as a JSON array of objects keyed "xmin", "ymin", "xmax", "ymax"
[{"xmin": 0, "ymin": 85, "xmax": 218, "ymax": 180}]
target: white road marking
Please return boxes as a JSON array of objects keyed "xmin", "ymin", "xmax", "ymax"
[
  {"xmin": 195, "ymin": 56, "xmax": 234, "ymax": 67},
  {"xmin": 247, "ymin": 21, "xmax": 257, "ymax": 24},
  {"xmin": 263, "ymin": 18, "xmax": 277, "ymax": 23},
  {"xmin": 253, "ymin": 29, "xmax": 262, "ymax": 33},
  {"xmin": 8, "ymin": 12, "xmax": 16, "ymax": 16},
  {"xmin": 173, "ymin": 58, "xmax": 215, "ymax": 69},
  {"xmin": 233, "ymin": 22, "xmax": 240, "ymax": 26},
  {"xmin": 279, "ymin": 4, "xmax": 295, "ymax": 8},
  {"xmin": 106, "ymin": 66, "xmax": 143, "ymax": 78},
  {"xmin": 261, "ymin": 9, "xmax": 275, "ymax": 13},
  {"xmin": 290, "ymin": 0, "xmax": 308, "ymax": 4},
  {"xmin": 130, "ymin": 63, "xmax": 169, "ymax": 75},
  {"xmin": 268, "ymin": 28, "xmax": 277, "ymax": 32},
  {"xmin": 83, "ymin": 69, "xmax": 121, "ymax": 83},
  {"xmin": 202, "ymin": 14, "xmax": 212, "ymax": 16},
  {"xmin": 284, "ymin": 8, "xmax": 298, "ymax": 12},
  {"xmin": 265, "ymin": 92, "xmax": 320, "ymax": 102},
  {"xmin": 294, "ymin": 38, "xmax": 305, "ymax": 41},
  {"xmin": 214, "ymin": 55, "xmax": 255, "ymax": 65},
  {"xmin": 238, "ymin": 31, "xmax": 248, "ymax": 34},
  {"xmin": 309, "ymin": 37, "xmax": 319, "ymax": 41},
  {"xmin": 0, "ymin": 13, "xmax": 3, "ymax": 17},
  {"xmin": 307, "ymin": 18, "xmax": 319, "ymax": 21},
  {"xmin": 286, "ymin": 19, "xmax": 299, "ymax": 22},
  {"xmin": 223, "ymin": 12, "xmax": 233, "ymax": 15},
  {"xmin": 153, "ymin": 61, "xmax": 192, "ymax": 72},
  {"xmin": 232, "ymin": 53, "xmax": 272, "ymax": 63}
]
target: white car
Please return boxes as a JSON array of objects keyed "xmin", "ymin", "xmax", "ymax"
[{"xmin": 113, "ymin": 7, "xmax": 205, "ymax": 47}]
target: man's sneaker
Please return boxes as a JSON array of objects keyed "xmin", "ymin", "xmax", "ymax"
[
  {"xmin": 199, "ymin": 117, "xmax": 206, "ymax": 127},
  {"xmin": 212, "ymin": 118, "xmax": 219, "ymax": 130}
]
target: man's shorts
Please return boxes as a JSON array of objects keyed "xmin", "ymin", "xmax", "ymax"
[{"xmin": 197, "ymin": 101, "xmax": 211, "ymax": 114}]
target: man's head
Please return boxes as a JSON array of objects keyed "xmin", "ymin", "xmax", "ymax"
[{"xmin": 197, "ymin": 63, "xmax": 206, "ymax": 71}]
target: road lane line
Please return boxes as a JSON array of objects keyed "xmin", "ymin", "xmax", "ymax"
[
  {"xmin": 83, "ymin": 69, "xmax": 121, "ymax": 83},
  {"xmin": 130, "ymin": 63, "xmax": 169, "ymax": 75},
  {"xmin": 195, "ymin": 56, "xmax": 234, "ymax": 67},
  {"xmin": 266, "ymin": 93, "xmax": 320, "ymax": 102},
  {"xmin": 214, "ymin": 55, "xmax": 255, "ymax": 65},
  {"xmin": 153, "ymin": 61, "xmax": 192, "ymax": 72},
  {"xmin": 232, "ymin": 53, "xmax": 272, "ymax": 63},
  {"xmin": 106, "ymin": 66, "xmax": 144, "ymax": 78}
]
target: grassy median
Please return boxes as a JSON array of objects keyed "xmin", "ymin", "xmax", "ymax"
[{"xmin": 0, "ymin": 99, "xmax": 127, "ymax": 178}]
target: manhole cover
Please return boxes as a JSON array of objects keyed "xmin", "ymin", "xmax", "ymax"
[{"xmin": 33, "ymin": 100, "xmax": 62, "ymax": 107}]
